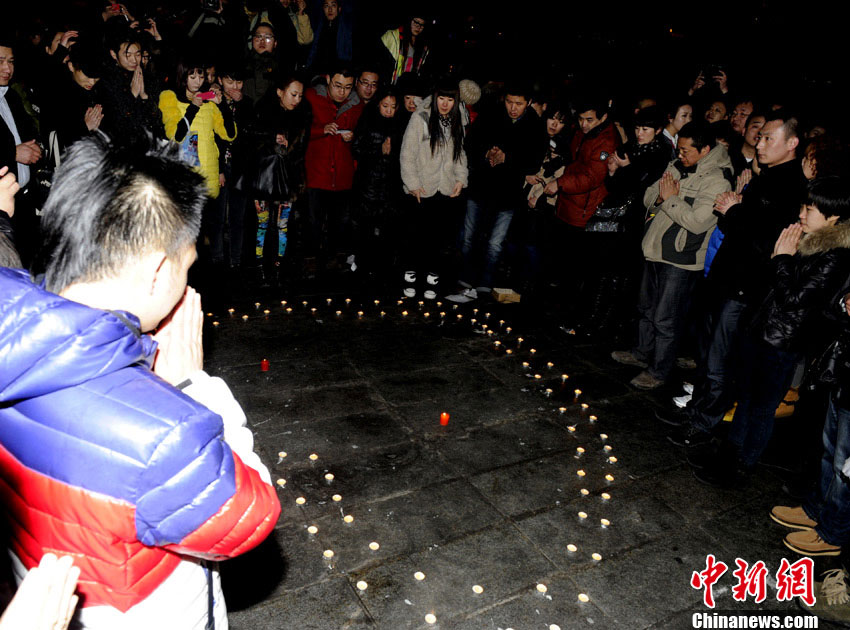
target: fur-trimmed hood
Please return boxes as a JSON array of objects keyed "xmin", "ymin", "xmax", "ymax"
[{"xmin": 799, "ymin": 220, "xmax": 850, "ymax": 257}]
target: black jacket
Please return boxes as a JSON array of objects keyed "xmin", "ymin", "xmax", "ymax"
[
  {"xmin": 351, "ymin": 108, "xmax": 406, "ymax": 215},
  {"xmin": 466, "ymin": 107, "xmax": 549, "ymax": 208},
  {"xmin": 96, "ymin": 65, "xmax": 163, "ymax": 142},
  {"xmin": 41, "ymin": 70, "xmax": 100, "ymax": 152},
  {"xmin": 217, "ymin": 96, "xmax": 255, "ymax": 179},
  {"xmin": 708, "ymin": 159, "xmax": 807, "ymax": 304},
  {"xmin": 751, "ymin": 221, "xmax": 850, "ymax": 354}
]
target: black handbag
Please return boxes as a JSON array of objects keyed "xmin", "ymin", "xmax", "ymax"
[
  {"xmin": 237, "ymin": 151, "xmax": 291, "ymax": 201},
  {"xmin": 584, "ymin": 195, "xmax": 633, "ymax": 233}
]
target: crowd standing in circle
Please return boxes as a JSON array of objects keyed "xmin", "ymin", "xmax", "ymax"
[{"xmin": 3, "ymin": 1, "xmax": 850, "ymax": 627}]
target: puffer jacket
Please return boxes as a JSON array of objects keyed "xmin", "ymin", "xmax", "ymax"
[
  {"xmin": 555, "ymin": 119, "xmax": 620, "ymax": 227},
  {"xmin": 0, "ymin": 268, "xmax": 281, "ymax": 627},
  {"xmin": 641, "ymin": 144, "xmax": 732, "ymax": 271},
  {"xmin": 304, "ymin": 84, "xmax": 362, "ymax": 191},
  {"xmin": 751, "ymin": 221, "xmax": 850, "ymax": 354}
]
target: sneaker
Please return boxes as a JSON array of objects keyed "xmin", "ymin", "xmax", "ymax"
[
  {"xmin": 676, "ymin": 357, "xmax": 697, "ymax": 370},
  {"xmin": 668, "ymin": 424, "xmax": 712, "ymax": 448},
  {"xmin": 403, "ymin": 287, "xmax": 416, "ymax": 298},
  {"xmin": 683, "ymin": 382, "xmax": 694, "ymax": 395},
  {"xmin": 673, "ymin": 394, "xmax": 692, "ymax": 408},
  {"xmin": 446, "ymin": 288, "xmax": 478, "ymax": 303},
  {"xmin": 784, "ymin": 529, "xmax": 841, "ymax": 556},
  {"xmin": 424, "ymin": 290, "xmax": 436, "ymax": 300},
  {"xmin": 800, "ymin": 568, "xmax": 850, "ymax": 622},
  {"xmin": 404, "ymin": 271, "xmax": 416, "ymax": 283},
  {"xmin": 630, "ymin": 370, "xmax": 664, "ymax": 390},
  {"xmin": 346, "ymin": 254, "xmax": 357, "ymax": 272},
  {"xmin": 655, "ymin": 406, "xmax": 690, "ymax": 427},
  {"xmin": 610, "ymin": 350, "xmax": 648, "ymax": 368},
  {"xmin": 426, "ymin": 273, "xmax": 439, "ymax": 286},
  {"xmin": 770, "ymin": 505, "xmax": 818, "ymax": 530}
]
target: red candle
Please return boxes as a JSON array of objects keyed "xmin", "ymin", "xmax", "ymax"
[
  {"xmin": 439, "ymin": 412, "xmax": 450, "ymax": 426},
  {"xmin": 261, "ymin": 359, "xmax": 270, "ymax": 372}
]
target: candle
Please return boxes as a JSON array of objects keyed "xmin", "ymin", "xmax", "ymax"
[
  {"xmin": 345, "ymin": 298, "xmax": 351, "ymax": 304},
  {"xmin": 605, "ymin": 474, "xmax": 615, "ymax": 482},
  {"xmin": 286, "ymin": 307, "xmax": 292, "ymax": 313},
  {"xmin": 604, "ymin": 445, "xmax": 612, "ymax": 452},
  {"xmin": 522, "ymin": 361, "xmax": 530, "ymax": 369},
  {"xmin": 228, "ymin": 308, "xmax": 235, "ymax": 314},
  {"xmin": 402, "ymin": 310, "xmax": 408, "ymax": 316},
  {"xmin": 453, "ymin": 304, "xmax": 458, "ymax": 310},
  {"xmin": 264, "ymin": 309, "xmax": 271, "ymax": 315},
  {"xmin": 457, "ymin": 314, "xmax": 463, "ymax": 320},
  {"xmin": 323, "ymin": 549, "xmax": 334, "ymax": 559},
  {"xmin": 558, "ymin": 407, "xmax": 567, "ymax": 414},
  {"xmin": 374, "ymin": 300, "xmax": 380, "ymax": 306},
  {"xmin": 576, "ymin": 447, "xmax": 585, "ymax": 454},
  {"xmin": 439, "ymin": 312, "xmax": 446, "ymax": 318},
  {"xmin": 418, "ymin": 301, "xmax": 424, "ymax": 307},
  {"xmin": 544, "ymin": 388, "xmax": 553, "ymax": 397},
  {"xmin": 517, "ymin": 337, "xmax": 523, "ymax": 346},
  {"xmin": 592, "ymin": 552, "xmax": 602, "ymax": 561},
  {"xmin": 472, "ymin": 584, "xmax": 484, "ymax": 594},
  {"xmin": 608, "ymin": 456, "xmax": 618, "ymax": 464},
  {"xmin": 397, "ymin": 300, "xmax": 403, "ymax": 306},
  {"xmin": 530, "ymin": 348, "xmax": 537, "ymax": 355},
  {"xmin": 561, "ymin": 374, "xmax": 569, "ymax": 383},
  {"xmin": 261, "ymin": 359, "xmax": 270, "ymax": 372},
  {"xmin": 536, "ymin": 583, "xmax": 547, "ymax": 593},
  {"xmin": 580, "ymin": 488, "xmax": 589, "ymax": 495},
  {"xmin": 533, "ymin": 374, "xmax": 542, "ymax": 380},
  {"xmin": 307, "ymin": 525, "xmax": 318, "ymax": 534},
  {"xmin": 254, "ymin": 302, "xmax": 261, "ymax": 308},
  {"xmin": 212, "ymin": 321, "xmax": 219, "ymax": 327},
  {"xmin": 276, "ymin": 479, "xmax": 286, "ymax": 487},
  {"xmin": 499, "ymin": 319, "xmax": 505, "ymax": 327},
  {"xmin": 336, "ymin": 310, "xmax": 342, "ymax": 316},
  {"xmin": 281, "ymin": 301, "xmax": 287, "ymax": 306},
  {"xmin": 581, "ymin": 403, "xmax": 589, "ymax": 410},
  {"xmin": 436, "ymin": 301, "xmax": 442, "ymax": 307},
  {"xmin": 309, "ymin": 453, "xmax": 319, "ymax": 461},
  {"xmin": 310, "ymin": 307, "xmax": 317, "ymax": 313},
  {"xmin": 425, "ymin": 614, "xmax": 436, "ymax": 625},
  {"xmin": 589, "ymin": 415, "xmax": 598, "ymax": 422},
  {"xmin": 332, "ymin": 494, "xmax": 342, "ymax": 502},
  {"xmin": 574, "ymin": 389, "xmax": 582, "ymax": 396},
  {"xmin": 357, "ymin": 580, "xmax": 368, "ymax": 591},
  {"xmin": 440, "ymin": 412, "xmax": 450, "ymax": 426},
  {"xmin": 380, "ymin": 311, "xmax": 386, "ymax": 317},
  {"xmin": 343, "ymin": 515, "xmax": 354, "ymax": 523},
  {"xmin": 327, "ymin": 298, "xmax": 332, "ymax": 305},
  {"xmin": 601, "ymin": 493, "xmax": 611, "ymax": 500},
  {"xmin": 485, "ymin": 312, "xmax": 491, "ymax": 319},
  {"xmin": 423, "ymin": 312, "xmax": 430, "ymax": 318},
  {"xmin": 369, "ymin": 542, "xmax": 380, "ymax": 551},
  {"xmin": 486, "ymin": 329, "xmax": 493, "ymax": 336},
  {"xmin": 567, "ymin": 544, "xmax": 577, "ymax": 552},
  {"xmin": 578, "ymin": 511, "xmax": 587, "ymax": 519},
  {"xmin": 600, "ymin": 518, "xmax": 610, "ymax": 527},
  {"xmin": 295, "ymin": 497, "xmax": 306, "ymax": 505},
  {"xmin": 302, "ymin": 301, "xmax": 308, "ymax": 307},
  {"xmin": 357, "ymin": 311, "xmax": 364, "ymax": 318},
  {"xmin": 578, "ymin": 593, "xmax": 590, "ymax": 602},
  {"xmin": 600, "ymin": 433, "xmax": 608, "ymax": 440},
  {"xmin": 505, "ymin": 349, "xmax": 513, "ymax": 355},
  {"xmin": 506, "ymin": 326, "xmax": 512, "ymax": 334},
  {"xmin": 278, "ymin": 451, "xmax": 287, "ymax": 458},
  {"xmin": 242, "ymin": 315, "xmax": 249, "ymax": 321},
  {"xmin": 324, "ymin": 473, "xmax": 334, "ymax": 481},
  {"xmin": 414, "ymin": 572, "xmax": 425, "ymax": 581},
  {"xmin": 547, "ymin": 361, "xmax": 554, "ymax": 369},
  {"xmin": 473, "ymin": 308, "xmax": 478, "ymax": 315},
  {"xmin": 471, "ymin": 318, "xmax": 477, "ymax": 325},
  {"xmin": 494, "ymin": 341, "xmax": 501, "ymax": 347},
  {"xmin": 576, "ymin": 469, "xmax": 586, "ymax": 477},
  {"xmin": 567, "ymin": 425, "xmax": 576, "ymax": 432}
]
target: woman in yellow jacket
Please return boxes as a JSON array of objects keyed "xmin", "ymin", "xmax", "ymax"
[{"xmin": 159, "ymin": 59, "xmax": 236, "ymax": 199}]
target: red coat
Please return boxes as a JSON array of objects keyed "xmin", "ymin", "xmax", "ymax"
[
  {"xmin": 555, "ymin": 120, "xmax": 620, "ymax": 227},
  {"xmin": 304, "ymin": 86, "xmax": 363, "ymax": 191}
]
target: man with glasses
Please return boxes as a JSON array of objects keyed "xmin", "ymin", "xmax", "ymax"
[
  {"xmin": 355, "ymin": 68, "xmax": 380, "ymax": 105},
  {"xmin": 244, "ymin": 23, "xmax": 279, "ymax": 104}
]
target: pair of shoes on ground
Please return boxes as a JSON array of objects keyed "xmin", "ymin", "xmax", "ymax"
[
  {"xmin": 611, "ymin": 350, "xmax": 647, "ymax": 369},
  {"xmin": 800, "ymin": 567, "xmax": 850, "ymax": 624},
  {"xmin": 673, "ymin": 382, "xmax": 693, "ymax": 408},
  {"xmin": 771, "ymin": 505, "xmax": 841, "ymax": 556},
  {"xmin": 610, "ymin": 351, "xmax": 664, "ymax": 389},
  {"xmin": 445, "ymin": 284, "xmax": 491, "ymax": 304},
  {"xmin": 403, "ymin": 271, "xmax": 438, "ymax": 299},
  {"xmin": 630, "ymin": 370, "xmax": 664, "ymax": 390}
]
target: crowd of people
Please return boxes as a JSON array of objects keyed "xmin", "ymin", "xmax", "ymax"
[{"xmin": 3, "ymin": 0, "xmax": 850, "ymax": 627}]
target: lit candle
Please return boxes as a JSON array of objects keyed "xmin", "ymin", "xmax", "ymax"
[
  {"xmin": 332, "ymin": 494, "xmax": 342, "ymax": 502},
  {"xmin": 309, "ymin": 453, "xmax": 319, "ymax": 461},
  {"xmin": 402, "ymin": 310, "xmax": 408, "ymax": 316},
  {"xmin": 506, "ymin": 326, "xmax": 512, "ymax": 334},
  {"xmin": 605, "ymin": 474, "xmax": 614, "ymax": 482},
  {"xmin": 276, "ymin": 479, "xmax": 286, "ymax": 487},
  {"xmin": 286, "ymin": 307, "xmax": 292, "ymax": 313},
  {"xmin": 242, "ymin": 314, "xmax": 249, "ymax": 321},
  {"xmin": 254, "ymin": 302, "xmax": 261, "ymax": 309},
  {"xmin": 278, "ymin": 451, "xmax": 287, "ymax": 458},
  {"xmin": 589, "ymin": 415, "xmax": 598, "ymax": 422},
  {"xmin": 369, "ymin": 542, "xmax": 380, "ymax": 551},
  {"xmin": 345, "ymin": 298, "xmax": 351, "ymax": 305},
  {"xmin": 499, "ymin": 319, "xmax": 505, "ymax": 327},
  {"xmin": 414, "ymin": 572, "xmax": 425, "ymax": 581},
  {"xmin": 439, "ymin": 312, "xmax": 446, "ymax": 318},
  {"xmin": 486, "ymin": 329, "xmax": 493, "ymax": 336},
  {"xmin": 471, "ymin": 318, "xmax": 477, "ymax": 325},
  {"xmin": 323, "ymin": 549, "xmax": 334, "ymax": 559},
  {"xmin": 425, "ymin": 614, "xmax": 436, "ymax": 625},
  {"xmin": 336, "ymin": 310, "xmax": 342, "ymax": 316},
  {"xmin": 533, "ymin": 374, "xmax": 542, "ymax": 380},
  {"xmin": 530, "ymin": 348, "xmax": 537, "ymax": 355},
  {"xmin": 558, "ymin": 407, "xmax": 567, "ymax": 414},
  {"xmin": 453, "ymin": 304, "xmax": 458, "ymax": 310},
  {"xmin": 600, "ymin": 518, "xmax": 610, "ymax": 527},
  {"xmin": 600, "ymin": 433, "xmax": 608, "ymax": 440},
  {"xmin": 310, "ymin": 307, "xmax": 317, "ymax": 313},
  {"xmin": 578, "ymin": 593, "xmax": 590, "ymax": 602},
  {"xmin": 578, "ymin": 511, "xmax": 587, "ymax": 519},
  {"xmin": 567, "ymin": 425, "xmax": 576, "ymax": 433},
  {"xmin": 581, "ymin": 403, "xmax": 589, "ymax": 410},
  {"xmin": 576, "ymin": 469, "xmax": 586, "ymax": 477},
  {"xmin": 547, "ymin": 361, "xmax": 554, "ymax": 369},
  {"xmin": 601, "ymin": 493, "xmax": 611, "ymax": 500},
  {"xmin": 522, "ymin": 361, "xmax": 530, "ymax": 369},
  {"xmin": 561, "ymin": 374, "xmax": 569, "ymax": 383},
  {"xmin": 380, "ymin": 311, "xmax": 386, "ymax": 317},
  {"xmin": 295, "ymin": 497, "xmax": 306, "ymax": 505},
  {"xmin": 505, "ymin": 349, "xmax": 513, "ymax": 355},
  {"xmin": 592, "ymin": 552, "xmax": 602, "ymax": 561},
  {"xmin": 567, "ymin": 544, "xmax": 577, "ymax": 552},
  {"xmin": 544, "ymin": 388, "xmax": 553, "ymax": 397},
  {"xmin": 357, "ymin": 311, "xmax": 364, "ymax": 318},
  {"xmin": 324, "ymin": 473, "xmax": 334, "ymax": 481},
  {"xmin": 343, "ymin": 515, "xmax": 354, "ymax": 523},
  {"xmin": 457, "ymin": 313, "xmax": 463, "ymax": 320},
  {"xmin": 424, "ymin": 312, "xmax": 430, "ymax": 318},
  {"xmin": 608, "ymin": 456, "xmax": 617, "ymax": 464},
  {"xmin": 327, "ymin": 298, "xmax": 332, "ymax": 305},
  {"xmin": 517, "ymin": 337, "xmax": 523, "ymax": 346},
  {"xmin": 357, "ymin": 580, "xmax": 368, "ymax": 591},
  {"xmin": 494, "ymin": 341, "xmax": 501, "ymax": 347},
  {"xmin": 307, "ymin": 525, "xmax": 318, "ymax": 534},
  {"xmin": 228, "ymin": 308, "xmax": 235, "ymax": 315},
  {"xmin": 473, "ymin": 308, "xmax": 478, "ymax": 315},
  {"xmin": 485, "ymin": 312, "xmax": 491, "ymax": 319},
  {"xmin": 302, "ymin": 301, "xmax": 308, "ymax": 307},
  {"xmin": 472, "ymin": 584, "xmax": 484, "ymax": 594},
  {"xmin": 436, "ymin": 301, "xmax": 442, "ymax": 307},
  {"xmin": 212, "ymin": 321, "xmax": 219, "ymax": 327},
  {"xmin": 536, "ymin": 583, "xmax": 547, "ymax": 593},
  {"xmin": 576, "ymin": 447, "xmax": 585, "ymax": 454},
  {"xmin": 264, "ymin": 309, "xmax": 271, "ymax": 315},
  {"xmin": 574, "ymin": 389, "xmax": 582, "ymax": 396},
  {"xmin": 604, "ymin": 445, "xmax": 612, "ymax": 452},
  {"xmin": 281, "ymin": 301, "xmax": 287, "ymax": 306},
  {"xmin": 580, "ymin": 488, "xmax": 589, "ymax": 495},
  {"xmin": 374, "ymin": 300, "xmax": 380, "ymax": 306},
  {"xmin": 397, "ymin": 300, "xmax": 403, "ymax": 306}
]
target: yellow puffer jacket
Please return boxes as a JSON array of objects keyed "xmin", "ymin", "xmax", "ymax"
[{"xmin": 159, "ymin": 91, "xmax": 236, "ymax": 199}]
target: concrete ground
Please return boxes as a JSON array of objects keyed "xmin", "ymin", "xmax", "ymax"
[{"xmin": 203, "ymin": 287, "xmax": 841, "ymax": 630}]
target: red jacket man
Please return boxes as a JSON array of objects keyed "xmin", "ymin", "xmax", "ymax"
[
  {"xmin": 555, "ymin": 104, "xmax": 620, "ymax": 227},
  {"xmin": 304, "ymin": 71, "xmax": 363, "ymax": 191}
]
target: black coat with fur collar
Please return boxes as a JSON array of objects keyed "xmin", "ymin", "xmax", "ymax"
[{"xmin": 753, "ymin": 221, "xmax": 850, "ymax": 353}]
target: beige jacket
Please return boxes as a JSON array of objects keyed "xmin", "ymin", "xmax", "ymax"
[{"xmin": 400, "ymin": 108, "xmax": 468, "ymax": 198}]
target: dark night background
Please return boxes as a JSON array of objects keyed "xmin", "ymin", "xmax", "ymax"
[{"xmin": 6, "ymin": 0, "xmax": 847, "ymax": 124}]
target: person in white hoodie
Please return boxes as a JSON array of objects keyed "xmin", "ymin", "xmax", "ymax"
[{"xmin": 399, "ymin": 78, "xmax": 467, "ymax": 298}]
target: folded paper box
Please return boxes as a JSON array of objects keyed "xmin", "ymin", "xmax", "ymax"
[{"xmin": 492, "ymin": 288, "xmax": 521, "ymax": 303}]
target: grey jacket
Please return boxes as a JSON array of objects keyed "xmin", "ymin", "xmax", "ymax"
[{"xmin": 400, "ymin": 108, "xmax": 468, "ymax": 198}]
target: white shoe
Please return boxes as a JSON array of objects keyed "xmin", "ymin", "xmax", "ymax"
[
  {"xmin": 404, "ymin": 271, "xmax": 416, "ymax": 283},
  {"xmin": 403, "ymin": 287, "xmax": 416, "ymax": 298},
  {"xmin": 446, "ymin": 288, "xmax": 478, "ymax": 303},
  {"xmin": 426, "ymin": 273, "xmax": 439, "ymax": 286},
  {"xmin": 683, "ymin": 382, "xmax": 694, "ymax": 395},
  {"xmin": 673, "ymin": 394, "xmax": 692, "ymax": 408},
  {"xmin": 424, "ymin": 290, "xmax": 436, "ymax": 300}
]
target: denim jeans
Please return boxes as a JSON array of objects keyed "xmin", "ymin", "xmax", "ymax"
[
  {"xmin": 689, "ymin": 298, "xmax": 747, "ymax": 432},
  {"xmin": 460, "ymin": 197, "xmax": 515, "ymax": 289},
  {"xmin": 727, "ymin": 334, "xmax": 799, "ymax": 468},
  {"xmin": 634, "ymin": 261, "xmax": 700, "ymax": 381},
  {"xmin": 803, "ymin": 395, "xmax": 850, "ymax": 546}
]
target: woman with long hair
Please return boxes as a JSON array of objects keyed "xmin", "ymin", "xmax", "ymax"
[{"xmin": 399, "ymin": 78, "xmax": 468, "ymax": 299}]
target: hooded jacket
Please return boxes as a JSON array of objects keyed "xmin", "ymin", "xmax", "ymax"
[
  {"xmin": 304, "ymin": 84, "xmax": 362, "ymax": 191},
  {"xmin": 0, "ymin": 268, "xmax": 280, "ymax": 628},
  {"xmin": 641, "ymin": 144, "xmax": 733, "ymax": 271},
  {"xmin": 399, "ymin": 104, "xmax": 468, "ymax": 199},
  {"xmin": 752, "ymin": 221, "xmax": 850, "ymax": 353},
  {"xmin": 555, "ymin": 119, "xmax": 620, "ymax": 227}
]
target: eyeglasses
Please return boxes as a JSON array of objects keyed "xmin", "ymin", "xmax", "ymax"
[
  {"xmin": 412, "ymin": 19, "xmax": 425, "ymax": 27},
  {"xmin": 358, "ymin": 79, "xmax": 378, "ymax": 88},
  {"xmin": 253, "ymin": 35, "xmax": 275, "ymax": 42}
]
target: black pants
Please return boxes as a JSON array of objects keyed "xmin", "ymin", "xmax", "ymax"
[{"xmin": 401, "ymin": 193, "xmax": 465, "ymax": 285}]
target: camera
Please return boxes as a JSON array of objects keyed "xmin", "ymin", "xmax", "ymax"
[{"xmin": 202, "ymin": 0, "xmax": 219, "ymax": 11}]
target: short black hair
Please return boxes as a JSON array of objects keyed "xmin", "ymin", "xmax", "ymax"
[
  {"xmin": 327, "ymin": 64, "xmax": 355, "ymax": 80},
  {"xmin": 634, "ymin": 105, "xmax": 663, "ymax": 130},
  {"xmin": 678, "ymin": 121, "xmax": 715, "ymax": 152},
  {"xmin": 575, "ymin": 97, "xmax": 608, "ymax": 120},
  {"xmin": 33, "ymin": 134, "xmax": 206, "ymax": 293},
  {"xmin": 176, "ymin": 57, "xmax": 205, "ymax": 91},
  {"xmin": 252, "ymin": 22, "xmax": 276, "ymax": 38},
  {"xmin": 67, "ymin": 40, "xmax": 102, "ymax": 79},
  {"xmin": 765, "ymin": 109, "xmax": 802, "ymax": 142},
  {"xmin": 104, "ymin": 22, "xmax": 140, "ymax": 55},
  {"xmin": 504, "ymin": 79, "xmax": 533, "ymax": 103},
  {"xmin": 806, "ymin": 176, "xmax": 850, "ymax": 222},
  {"xmin": 218, "ymin": 62, "xmax": 245, "ymax": 82},
  {"xmin": 710, "ymin": 120, "xmax": 734, "ymax": 146}
]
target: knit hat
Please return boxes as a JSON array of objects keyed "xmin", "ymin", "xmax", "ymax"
[{"xmin": 459, "ymin": 79, "xmax": 481, "ymax": 106}]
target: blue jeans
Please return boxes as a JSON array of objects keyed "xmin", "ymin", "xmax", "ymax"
[
  {"xmin": 727, "ymin": 334, "xmax": 799, "ymax": 468},
  {"xmin": 460, "ymin": 197, "xmax": 515, "ymax": 289},
  {"xmin": 634, "ymin": 261, "xmax": 700, "ymax": 381},
  {"xmin": 689, "ymin": 298, "xmax": 747, "ymax": 432},
  {"xmin": 804, "ymin": 395, "xmax": 850, "ymax": 546}
]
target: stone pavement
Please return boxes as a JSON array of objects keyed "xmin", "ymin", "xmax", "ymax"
[{"xmin": 202, "ymin": 291, "xmax": 839, "ymax": 630}]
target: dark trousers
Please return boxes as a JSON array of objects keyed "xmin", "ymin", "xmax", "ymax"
[
  {"xmin": 804, "ymin": 395, "xmax": 850, "ymax": 546},
  {"xmin": 304, "ymin": 188, "xmax": 351, "ymax": 259},
  {"xmin": 216, "ymin": 168, "xmax": 248, "ymax": 266},
  {"xmin": 633, "ymin": 261, "xmax": 700, "ymax": 381},
  {"xmin": 727, "ymin": 334, "xmax": 799, "ymax": 468},
  {"xmin": 689, "ymin": 298, "xmax": 747, "ymax": 432},
  {"xmin": 402, "ymin": 193, "xmax": 465, "ymax": 283}
]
